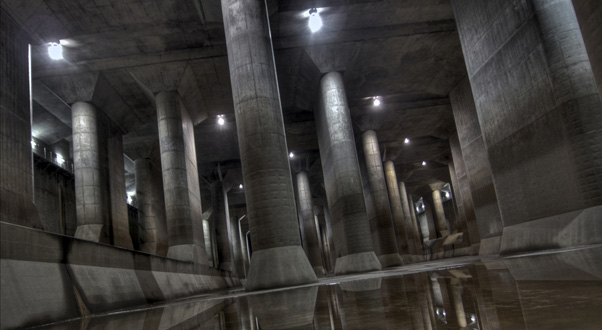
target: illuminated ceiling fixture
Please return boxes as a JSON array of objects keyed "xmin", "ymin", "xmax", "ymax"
[
  {"xmin": 56, "ymin": 154, "xmax": 65, "ymax": 165},
  {"xmin": 404, "ymin": 138, "xmax": 410, "ymax": 144},
  {"xmin": 289, "ymin": 152, "xmax": 294, "ymax": 158},
  {"xmin": 217, "ymin": 114, "xmax": 225, "ymax": 126},
  {"xmin": 422, "ymin": 161, "xmax": 427, "ymax": 166},
  {"xmin": 48, "ymin": 42, "xmax": 63, "ymax": 60},
  {"xmin": 308, "ymin": 8, "xmax": 322, "ymax": 33},
  {"xmin": 31, "ymin": 140, "xmax": 37, "ymax": 149},
  {"xmin": 373, "ymin": 96, "xmax": 381, "ymax": 107},
  {"xmin": 239, "ymin": 184, "xmax": 243, "ymax": 189}
]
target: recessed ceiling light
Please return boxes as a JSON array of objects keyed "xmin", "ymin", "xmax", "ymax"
[
  {"xmin": 48, "ymin": 42, "xmax": 63, "ymax": 60},
  {"xmin": 308, "ymin": 8, "xmax": 322, "ymax": 33},
  {"xmin": 217, "ymin": 114, "xmax": 225, "ymax": 125},
  {"xmin": 373, "ymin": 96, "xmax": 381, "ymax": 107},
  {"xmin": 422, "ymin": 161, "xmax": 427, "ymax": 166},
  {"xmin": 404, "ymin": 138, "xmax": 410, "ymax": 144},
  {"xmin": 289, "ymin": 152, "xmax": 295, "ymax": 158},
  {"xmin": 239, "ymin": 184, "xmax": 243, "ymax": 189}
]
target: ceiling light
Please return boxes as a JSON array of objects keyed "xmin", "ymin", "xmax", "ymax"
[
  {"xmin": 31, "ymin": 140, "xmax": 37, "ymax": 149},
  {"xmin": 422, "ymin": 161, "xmax": 427, "ymax": 166},
  {"xmin": 48, "ymin": 42, "xmax": 63, "ymax": 60},
  {"xmin": 373, "ymin": 97, "xmax": 381, "ymax": 107},
  {"xmin": 404, "ymin": 138, "xmax": 410, "ymax": 144},
  {"xmin": 289, "ymin": 152, "xmax": 294, "ymax": 158},
  {"xmin": 308, "ymin": 8, "xmax": 322, "ymax": 33},
  {"xmin": 56, "ymin": 154, "xmax": 65, "ymax": 164},
  {"xmin": 217, "ymin": 114, "xmax": 225, "ymax": 126},
  {"xmin": 239, "ymin": 184, "xmax": 243, "ymax": 189}
]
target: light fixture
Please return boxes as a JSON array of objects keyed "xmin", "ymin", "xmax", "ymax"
[
  {"xmin": 422, "ymin": 161, "xmax": 427, "ymax": 166},
  {"xmin": 217, "ymin": 114, "xmax": 225, "ymax": 126},
  {"xmin": 308, "ymin": 8, "xmax": 322, "ymax": 33},
  {"xmin": 48, "ymin": 42, "xmax": 63, "ymax": 60},
  {"xmin": 56, "ymin": 154, "xmax": 65, "ymax": 165},
  {"xmin": 373, "ymin": 96, "xmax": 381, "ymax": 107},
  {"xmin": 289, "ymin": 152, "xmax": 294, "ymax": 158},
  {"xmin": 404, "ymin": 138, "xmax": 410, "ymax": 144},
  {"xmin": 239, "ymin": 184, "xmax": 243, "ymax": 189},
  {"xmin": 31, "ymin": 140, "xmax": 37, "ymax": 149},
  {"xmin": 444, "ymin": 191, "xmax": 450, "ymax": 198}
]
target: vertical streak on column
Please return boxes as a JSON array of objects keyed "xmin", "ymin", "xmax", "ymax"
[
  {"xmin": 383, "ymin": 160, "xmax": 413, "ymax": 258},
  {"xmin": 296, "ymin": 171, "xmax": 326, "ymax": 275}
]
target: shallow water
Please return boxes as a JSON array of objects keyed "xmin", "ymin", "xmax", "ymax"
[{"xmin": 36, "ymin": 246, "xmax": 602, "ymax": 329}]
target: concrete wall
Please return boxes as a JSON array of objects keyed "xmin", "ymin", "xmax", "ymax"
[
  {"xmin": 0, "ymin": 6, "xmax": 40, "ymax": 228},
  {"xmin": 33, "ymin": 157, "xmax": 77, "ymax": 236},
  {"xmin": 573, "ymin": 0, "xmax": 602, "ymax": 101},
  {"xmin": 452, "ymin": 0, "xmax": 602, "ymax": 254},
  {"xmin": 0, "ymin": 221, "xmax": 238, "ymax": 329}
]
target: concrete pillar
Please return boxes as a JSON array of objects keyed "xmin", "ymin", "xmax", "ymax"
[
  {"xmin": 229, "ymin": 208, "xmax": 245, "ymax": 278},
  {"xmin": 221, "ymin": 0, "xmax": 317, "ymax": 290},
  {"xmin": 431, "ymin": 188, "xmax": 450, "ymax": 237},
  {"xmin": 383, "ymin": 161, "xmax": 413, "ymax": 258},
  {"xmin": 107, "ymin": 134, "xmax": 133, "ymax": 249},
  {"xmin": 135, "ymin": 158, "xmax": 168, "ymax": 255},
  {"xmin": 72, "ymin": 102, "xmax": 110, "ymax": 243},
  {"xmin": 401, "ymin": 183, "xmax": 423, "ymax": 256},
  {"xmin": 210, "ymin": 181, "xmax": 233, "ymax": 272},
  {"xmin": 572, "ymin": 0, "xmax": 602, "ymax": 101},
  {"xmin": 315, "ymin": 71, "xmax": 381, "ymax": 275},
  {"xmin": 0, "ymin": 6, "xmax": 40, "ymax": 228},
  {"xmin": 453, "ymin": 0, "xmax": 602, "ymax": 254},
  {"xmin": 296, "ymin": 171, "xmax": 326, "ymax": 276},
  {"xmin": 361, "ymin": 130, "xmax": 402, "ymax": 267},
  {"xmin": 156, "ymin": 90, "xmax": 207, "ymax": 264}
]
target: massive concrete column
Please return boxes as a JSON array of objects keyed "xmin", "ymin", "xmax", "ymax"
[
  {"xmin": 407, "ymin": 192, "xmax": 424, "ymax": 256},
  {"xmin": 383, "ymin": 161, "xmax": 413, "ymax": 258},
  {"xmin": 135, "ymin": 157, "xmax": 168, "ymax": 255},
  {"xmin": 572, "ymin": 0, "xmax": 602, "ymax": 101},
  {"xmin": 431, "ymin": 188, "xmax": 450, "ymax": 237},
  {"xmin": 156, "ymin": 90, "xmax": 207, "ymax": 264},
  {"xmin": 400, "ymin": 182, "xmax": 423, "ymax": 257},
  {"xmin": 107, "ymin": 134, "xmax": 134, "ymax": 249},
  {"xmin": 315, "ymin": 71, "xmax": 381, "ymax": 275},
  {"xmin": 0, "ymin": 7, "xmax": 40, "ymax": 228},
  {"xmin": 453, "ymin": 0, "xmax": 602, "ymax": 253},
  {"xmin": 296, "ymin": 171, "xmax": 326, "ymax": 276},
  {"xmin": 72, "ymin": 102, "xmax": 110, "ymax": 243},
  {"xmin": 361, "ymin": 130, "xmax": 402, "ymax": 267},
  {"xmin": 210, "ymin": 181, "xmax": 233, "ymax": 272},
  {"xmin": 221, "ymin": 0, "xmax": 317, "ymax": 290}
]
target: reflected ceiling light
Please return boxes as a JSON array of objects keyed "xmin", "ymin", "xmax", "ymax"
[
  {"xmin": 217, "ymin": 114, "xmax": 225, "ymax": 126},
  {"xmin": 289, "ymin": 152, "xmax": 295, "ymax": 158},
  {"xmin": 239, "ymin": 184, "xmax": 243, "ymax": 189},
  {"xmin": 422, "ymin": 161, "xmax": 427, "ymax": 166},
  {"xmin": 48, "ymin": 42, "xmax": 63, "ymax": 60},
  {"xmin": 373, "ymin": 96, "xmax": 381, "ymax": 107},
  {"xmin": 404, "ymin": 138, "xmax": 410, "ymax": 144},
  {"xmin": 56, "ymin": 154, "xmax": 65, "ymax": 164},
  {"xmin": 308, "ymin": 8, "xmax": 322, "ymax": 33}
]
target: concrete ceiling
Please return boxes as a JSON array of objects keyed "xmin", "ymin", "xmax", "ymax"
[{"xmin": 5, "ymin": 0, "xmax": 467, "ymax": 204}]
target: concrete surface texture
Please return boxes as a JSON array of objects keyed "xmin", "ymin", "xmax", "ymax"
[
  {"xmin": 1, "ymin": 0, "xmax": 602, "ymax": 328},
  {"xmin": 220, "ymin": 0, "xmax": 316, "ymax": 290}
]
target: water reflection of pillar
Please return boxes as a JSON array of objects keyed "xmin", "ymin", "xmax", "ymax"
[
  {"xmin": 337, "ymin": 279, "xmax": 386, "ymax": 330},
  {"xmin": 248, "ymin": 287, "xmax": 318, "ymax": 329},
  {"xmin": 417, "ymin": 273, "xmax": 436, "ymax": 330},
  {"xmin": 471, "ymin": 265, "xmax": 502, "ymax": 330},
  {"xmin": 487, "ymin": 268, "xmax": 527, "ymax": 330},
  {"xmin": 381, "ymin": 278, "xmax": 413, "ymax": 328},
  {"xmin": 403, "ymin": 274, "xmax": 427, "ymax": 330},
  {"xmin": 450, "ymin": 278, "xmax": 468, "ymax": 327}
]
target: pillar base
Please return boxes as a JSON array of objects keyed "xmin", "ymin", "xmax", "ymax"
[
  {"xmin": 246, "ymin": 245, "xmax": 318, "ymax": 291},
  {"xmin": 378, "ymin": 253, "xmax": 403, "ymax": 268},
  {"xmin": 313, "ymin": 266, "xmax": 327, "ymax": 277},
  {"xmin": 74, "ymin": 224, "xmax": 108, "ymax": 244},
  {"xmin": 334, "ymin": 251, "xmax": 382, "ymax": 275},
  {"xmin": 167, "ymin": 244, "xmax": 209, "ymax": 265},
  {"xmin": 219, "ymin": 261, "xmax": 234, "ymax": 273},
  {"xmin": 400, "ymin": 254, "xmax": 414, "ymax": 264}
]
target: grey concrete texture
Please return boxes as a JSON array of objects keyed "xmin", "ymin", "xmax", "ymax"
[
  {"xmin": 0, "ymin": 7, "xmax": 40, "ymax": 229},
  {"xmin": 400, "ymin": 183, "xmax": 424, "ymax": 256},
  {"xmin": 248, "ymin": 286, "xmax": 318, "ymax": 330},
  {"xmin": 71, "ymin": 102, "xmax": 110, "ymax": 243},
  {"xmin": 361, "ymin": 130, "xmax": 402, "ymax": 266},
  {"xmin": 431, "ymin": 189, "xmax": 450, "ymax": 238},
  {"xmin": 449, "ymin": 78, "xmax": 503, "ymax": 240},
  {"xmin": 156, "ymin": 91, "xmax": 207, "ymax": 264},
  {"xmin": 0, "ymin": 222, "xmax": 238, "ymax": 330},
  {"xmin": 383, "ymin": 161, "xmax": 411, "ymax": 255},
  {"xmin": 573, "ymin": 0, "xmax": 602, "ymax": 102},
  {"xmin": 210, "ymin": 181, "xmax": 233, "ymax": 272},
  {"xmin": 135, "ymin": 157, "xmax": 168, "ymax": 256},
  {"xmin": 453, "ymin": 0, "xmax": 602, "ymax": 230},
  {"xmin": 447, "ymin": 155, "xmax": 473, "ymax": 247},
  {"xmin": 107, "ymin": 134, "xmax": 134, "ymax": 249},
  {"xmin": 314, "ymin": 71, "xmax": 381, "ymax": 273},
  {"xmin": 221, "ymin": 0, "xmax": 316, "ymax": 289},
  {"xmin": 295, "ymin": 171, "xmax": 325, "ymax": 275}
]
